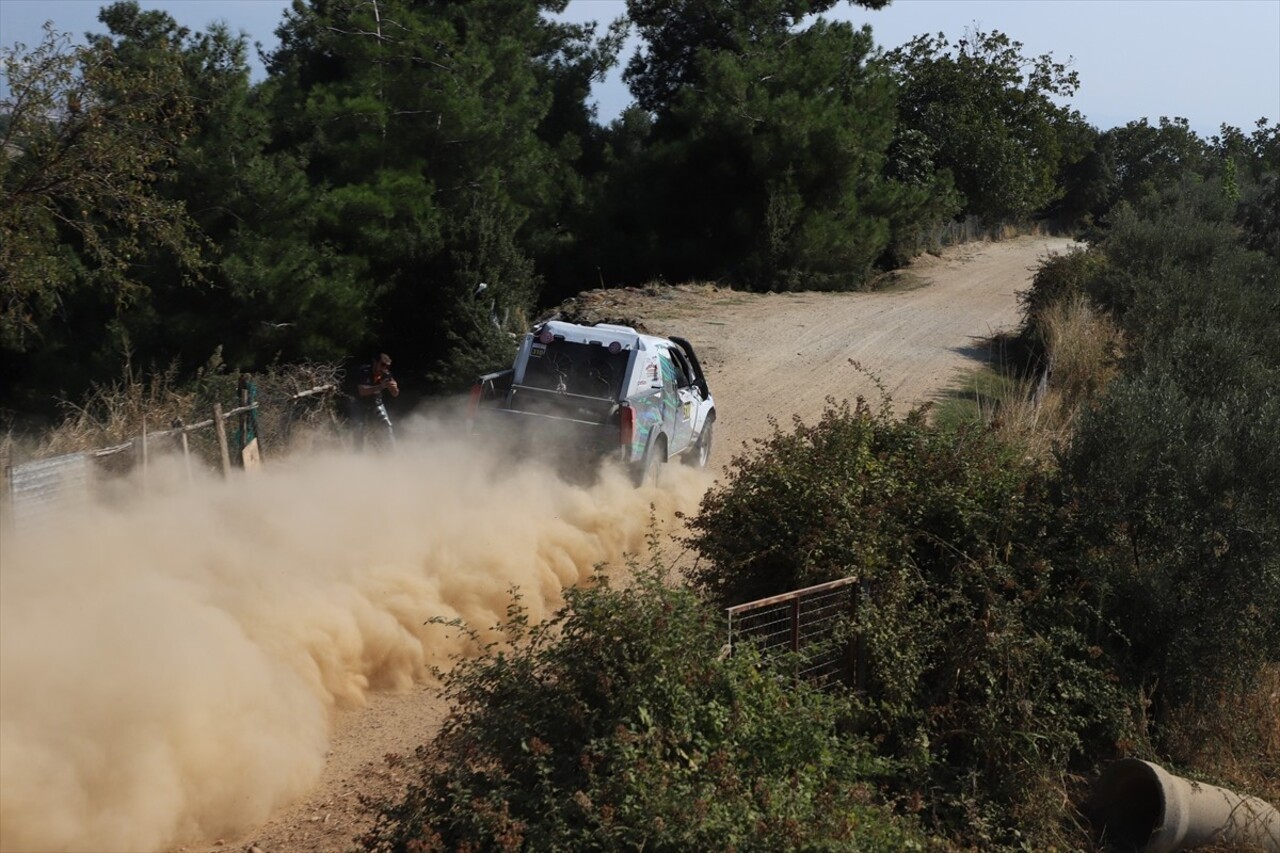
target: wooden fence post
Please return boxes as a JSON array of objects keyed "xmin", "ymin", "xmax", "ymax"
[
  {"xmin": 140, "ymin": 416, "xmax": 150, "ymax": 496},
  {"xmin": 213, "ymin": 403, "xmax": 232, "ymax": 477},
  {"xmin": 172, "ymin": 418, "xmax": 194, "ymax": 486},
  {"xmin": 238, "ymin": 374, "xmax": 262, "ymax": 472}
]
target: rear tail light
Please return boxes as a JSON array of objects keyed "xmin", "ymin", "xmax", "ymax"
[
  {"xmin": 620, "ymin": 404, "xmax": 635, "ymax": 451},
  {"xmin": 466, "ymin": 383, "xmax": 483, "ymax": 420}
]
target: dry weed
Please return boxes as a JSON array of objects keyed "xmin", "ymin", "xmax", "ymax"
[
  {"xmin": 1162, "ymin": 664, "xmax": 1280, "ymax": 804},
  {"xmin": 1041, "ymin": 294, "xmax": 1122, "ymax": 413},
  {"xmin": 975, "ymin": 377, "xmax": 1069, "ymax": 461},
  {"xmin": 30, "ymin": 352, "xmax": 345, "ymax": 469},
  {"xmin": 982, "ymin": 294, "xmax": 1123, "ymax": 457}
]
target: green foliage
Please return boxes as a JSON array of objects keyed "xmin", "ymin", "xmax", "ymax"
[
  {"xmin": 359, "ymin": 566, "xmax": 925, "ymax": 852},
  {"xmin": 0, "ymin": 3, "xmax": 375, "ymax": 414},
  {"xmin": 687, "ymin": 395, "xmax": 1040, "ymax": 607},
  {"xmin": 1225, "ymin": 120, "xmax": 1280, "ymax": 257},
  {"xmin": 1099, "ymin": 117, "xmax": 1212, "ymax": 211},
  {"xmin": 1055, "ymin": 196, "xmax": 1280, "ymax": 714},
  {"xmin": 263, "ymin": 0, "xmax": 613, "ymax": 388},
  {"xmin": 0, "ymin": 19, "xmax": 203, "ymax": 353},
  {"xmin": 97, "ymin": 2, "xmax": 371, "ymax": 369},
  {"xmin": 1237, "ymin": 171, "xmax": 1280, "ymax": 257},
  {"xmin": 1066, "ymin": 117, "xmax": 1280, "ymax": 239},
  {"xmin": 1080, "ymin": 196, "xmax": 1268, "ymax": 340},
  {"xmin": 1016, "ymin": 246, "xmax": 1109, "ymax": 351},
  {"xmin": 584, "ymin": 1, "xmax": 935, "ymax": 291},
  {"xmin": 1064, "ymin": 366, "xmax": 1280, "ymax": 705},
  {"xmin": 624, "ymin": 0, "xmax": 888, "ymax": 117},
  {"xmin": 1044, "ymin": 116, "xmax": 1109, "ymax": 229},
  {"xmin": 687, "ymin": 396, "xmax": 1134, "ymax": 849},
  {"xmin": 886, "ymin": 29, "xmax": 1082, "ymax": 222},
  {"xmin": 1002, "ymin": 170, "xmax": 1280, "ymax": 801}
]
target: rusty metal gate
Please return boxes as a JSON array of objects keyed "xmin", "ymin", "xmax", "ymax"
[{"xmin": 726, "ymin": 576, "xmax": 863, "ymax": 687}]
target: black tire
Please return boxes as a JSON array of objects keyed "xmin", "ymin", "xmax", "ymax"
[
  {"xmin": 684, "ymin": 415, "xmax": 714, "ymax": 468},
  {"xmin": 634, "ymin": 436, "xmax": 667, "ymax": 488}
]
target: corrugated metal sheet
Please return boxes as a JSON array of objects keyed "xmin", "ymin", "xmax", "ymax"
[{"xmin": 5, "ymin": 453, "xmax": 93, "ymax": 531}]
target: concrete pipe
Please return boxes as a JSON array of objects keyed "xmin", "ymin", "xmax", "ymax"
[{"xmin": 1087, "ymin": 758, "xmax": 1280, "ymax": 852}]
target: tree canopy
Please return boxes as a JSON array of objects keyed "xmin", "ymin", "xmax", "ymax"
[
  {"xmin": 886, "ymin": 29, "xmax": 1084, "ymax": 221},
  {"xmin": 0, "ymin": 20, "xmax": 200, "ymax": 355},
  {"xmin": 3, "ymin": 0, "xmax": 1265, "ymax": 414}
]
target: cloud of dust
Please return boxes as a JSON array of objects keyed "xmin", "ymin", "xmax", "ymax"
[{"xmin": 0, "ymin": 431, "xmax": 710, "ymax": 853}]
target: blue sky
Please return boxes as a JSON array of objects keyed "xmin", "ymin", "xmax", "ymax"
[{"xmin": 2, "ymin": 0, "xmax": 1277, "ymax": 137}]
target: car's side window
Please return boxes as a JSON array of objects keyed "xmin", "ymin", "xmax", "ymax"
[
  {"xmin": 656, "ymin": 349, "xmax": 675, "ymax": 391},
  {"xmin": 667, "ymin": 347, "xmax": 692, "ymax": 388}
]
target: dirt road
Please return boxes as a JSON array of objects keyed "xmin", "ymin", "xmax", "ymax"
[
  {"xmin": 173, "ymin": 235, "xmax": 1072, "ymax": 853},
  {"xmin": 615, "ymin": 236, "xmax": 1073, "ymax": 458}
]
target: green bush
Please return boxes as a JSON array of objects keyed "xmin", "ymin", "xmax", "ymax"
[
  {"xmin": 358, "ymin": 565, "xmax": 927, "ymax": 853},
  {"xmin": 1057, "ymin": 197, "xmax": 1280, "ymax": 715},
  {"xmin": 687, "ymin": 398, "xmax": 1134, "ymax": 849},
  {"xmin": 1063, "ymin": 364, "xmax": 1280, "ymax": 710},
  {"xmin": 1081, "ymin": 198, "xmax": 1267, "ymax": 338},
  {"xmin": 1009, "ymin": 183, "xmax": 1280, "ymax": 798},
  {"xmin": 1237, "ymin": 172, "xmax": 1280, "ymax": 257}
]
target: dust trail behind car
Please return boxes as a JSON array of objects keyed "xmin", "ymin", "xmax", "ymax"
[{"xmin": 0, "ymin": 433, "xmax": 707, "ymax": 853}]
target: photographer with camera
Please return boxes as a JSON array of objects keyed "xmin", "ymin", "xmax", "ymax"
[{"xmin": 352, "ymin": 352, "xmax": 399, "ymax": 449}]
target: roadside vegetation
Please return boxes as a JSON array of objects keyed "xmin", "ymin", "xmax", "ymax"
[
  {"xmin": 360, "ymin": 163, "xmax": 1277, "ymax": 849},
  {"xmin": 7, "ymin": 0, "xmax": 1098, "ymax": 420},
  {"xmin": 3, "ymin": 1, "xmax": 1278, "ymax": 849},
  {"xmin": 359, "ymin": 566, "xmax": 929, "ymax": 852}
]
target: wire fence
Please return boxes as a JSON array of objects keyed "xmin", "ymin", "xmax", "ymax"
[
  {"xmin": 726, "ymin": 576, "xmax": 863, "ymax": 688},
  {"xmin": 5, "ymin": 452, "xmax": 92, "ymax": 531},
  {"xmin": 2, "ymin": 380, "xmax": 342, "ymax": 533}
]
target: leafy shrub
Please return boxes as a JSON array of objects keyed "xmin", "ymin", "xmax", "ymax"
[
  {"xmin": 1055, "ymin": 190, "xmax": 1280, "ymax": 711},
  {"xmin": 687, "ymin": 398, "xmax": 1134, "ymax": 849},
  {"xmin": 687, "ymin": 396, "xmax": 1054, "ymax": 611},
  {"xmin": 1061, "ymin": 333, "xmax": 1280, "ymax": 707},
  {"xmin": 1021, "ymin": 183, "xmax": 1280, "ymax": 807},
  {"xmin": 358, "ymin": 565, "xmax": 926, "ymax": 853},
  {"xmin": 1237, "ymin": 172, "xmax": 1280, "ymax": 257},
  {"xmin": 1080, "ymin": 196, "xmax": 1254, "ymax": 334}
]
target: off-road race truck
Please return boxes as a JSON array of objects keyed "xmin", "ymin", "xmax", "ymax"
[{"xmin": 467, "ymin": 320, "xmax": 715, "ymax": 484}]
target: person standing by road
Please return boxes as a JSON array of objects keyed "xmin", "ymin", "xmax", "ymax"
[{"xmin": 353, "ymin": 352, "xmax": 399, "ymax": 449}]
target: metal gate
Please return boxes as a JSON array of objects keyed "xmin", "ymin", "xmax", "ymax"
[
  {"xmin": 726, "ymin": 576, "xmax": 862, "ymax": 687},
  {"xmin": 5, "ymin": 453, "xmax": 92, "ymax": 532}
]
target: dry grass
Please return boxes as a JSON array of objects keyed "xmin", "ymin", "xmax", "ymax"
[
  {"xmin": 936, "ymin": 293, "xmax": 1124, "ymax": 462},
  {"xmin": 982, "ymin": 380, "xmax": 1072, "ymax": 461},
  {"xmin": 1040, "ymin": 293, "xmax": 1123, "ymax": 415},
  {"xmin": 26, "ymin": 351, "xmax": 346, "ymax": 470},
  {"xmin": 1162, "ymin": 665, "xmax": 1280, "ymax": 804},
  {"xmin": 43, "ymin": 361, "xmax": 197, "ymax": 457}
]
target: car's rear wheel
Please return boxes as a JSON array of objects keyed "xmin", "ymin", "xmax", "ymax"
[
  {"xmin": 684, "ymin": 415, "xmax": 714, "ymax": 468},
  {"xmin": 634, "ymin": 436, "xmax": 667, "ymax": 487}
]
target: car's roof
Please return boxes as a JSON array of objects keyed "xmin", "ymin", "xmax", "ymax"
[{"xmin": 537, "ymin": 320, "xmax": 668, "ymax": 351}]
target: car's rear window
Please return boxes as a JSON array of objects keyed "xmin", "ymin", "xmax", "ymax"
[{"xmin": 522, "ymin": 340, "xmax": 631, "ymax": 399}]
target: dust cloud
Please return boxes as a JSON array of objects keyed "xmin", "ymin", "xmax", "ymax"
[{"xmin": 0, "ymin": 431, "xmax": 710, "ymax": 853}]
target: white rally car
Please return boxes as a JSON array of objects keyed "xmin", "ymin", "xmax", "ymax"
[{"xmin": 468, "ymin": 320, "xmax": 716, "ymax": 484}]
